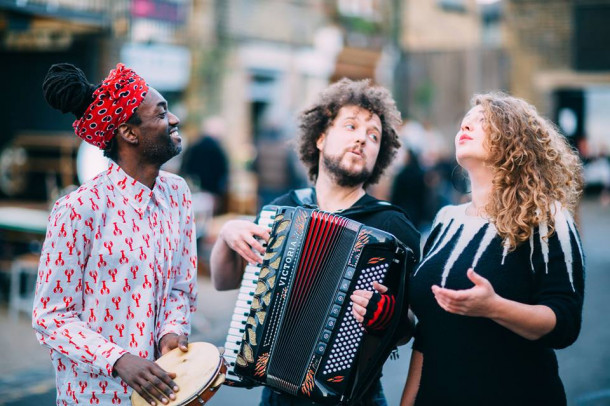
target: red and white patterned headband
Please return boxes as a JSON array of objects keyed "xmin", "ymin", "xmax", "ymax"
[{"xmin": 73, "ymin": 63, "xmax": 148, "ymax": 150}]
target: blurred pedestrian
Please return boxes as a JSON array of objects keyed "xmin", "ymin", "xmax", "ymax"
[
  {"xmin": 33, "ymin": 63, "xmax": 198, "ymax": 405},
  {"xmin": 419, "ymin": 120, "xmax": 450, "ymax": 170},
  {"xmin": 181, "ymin": 116, "xmax": 230, "ymax": 214},
  {"xmin": 390, "ymin": 148, "xmax": 426, "ymax": 229},
  {"xmin": 253, "ymin": 122, "xmax": 305, "ymax": 208},
  {"xmin": 402, "ymin": 92, "xmax": 585, "ymax": 406}
]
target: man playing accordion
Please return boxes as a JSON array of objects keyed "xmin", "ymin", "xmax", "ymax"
[{"xmin": 210, "ymin": 78, "xmax": 420, "ymax": 406}]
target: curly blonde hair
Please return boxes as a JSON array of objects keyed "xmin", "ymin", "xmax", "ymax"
[{"xmin": 473, "ymin": 92, "xmax": 583, "ymax": 250}]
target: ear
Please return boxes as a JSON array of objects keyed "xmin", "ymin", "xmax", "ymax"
[
  {"xmin": 116, "ymin": 123, "xmax": 139, "ymax": 145},
  {"xmin": 316, "ymin": 133, "xmax": 325, "ymax": 151}
]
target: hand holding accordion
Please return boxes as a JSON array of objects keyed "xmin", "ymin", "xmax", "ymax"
[
  {"xmin": 223, "ymin": 206, "xmax": 416, "ymax": 405},
  {"xmin": 351, "ymin": 281, "xmax": 397, "ymax": 332}
]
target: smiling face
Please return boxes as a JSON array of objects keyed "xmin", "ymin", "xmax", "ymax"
[
  {"xmin": 134, "ymin": 87, "xmax": 182, "ymax": 166},
  {"xmin": 455, "ymin": 105, "xmax": 490, "ymax": 170},
  {"xmin": 316, "ymin": 105, "xmax": 382, "ymax": 187}
]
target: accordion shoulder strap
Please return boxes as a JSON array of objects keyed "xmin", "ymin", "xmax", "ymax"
[
  {"xmin": 291, "ymin": 187, "xmax": 317, "ymax": 207},
  {"xmin": 291, "ymin": 188, "xmax": 413, "ymax": 221}
]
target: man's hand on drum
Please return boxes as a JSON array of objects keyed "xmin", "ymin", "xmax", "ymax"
[
  {"xmin": 160, "ymin": 333, "xmax": 189, "ymax": 355},
  {"xmin": 114, "ymin": 353, "xmax": 179, "ymax": 406},
  {"xmin": 219, "ymin": 219, "xmax": 270, "ymax": 265}
]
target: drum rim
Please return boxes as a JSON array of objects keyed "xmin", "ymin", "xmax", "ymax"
[
  {"xmin": 130, "ymin": 342, "xmax": 224, "ymax": 406},
  {"xmin": 177, "ymin": 353, "xmax": 225, "ymax": 404}
]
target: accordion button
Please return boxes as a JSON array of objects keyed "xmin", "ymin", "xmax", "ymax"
[
  {"xmin": 330, "ymin": 304, "xmax": 341, "ymax": 318},
  {"xmin": 326, "ymin": 317, "xmax": 337, "ymax": 329},
  {"xmin": 336, "ymin": 292, "xmax": 346, "ymax": 305},
  {"xmin": 315, "ymin": 342, "xmax": 327, "ymax": 355},
  {"xmin": 339, "ymin": 278, "xmax": 351, "ymax": 292},
  {"xmin": 345, "ymin": 266, "xmax": 356, "ymax": 279},
  {"xmin": 321, "ymin": 329, "xmax": 332, "ymax": 342}
]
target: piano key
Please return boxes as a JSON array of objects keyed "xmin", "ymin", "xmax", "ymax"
[
  {"xmin": 228, "ymin": 327, "xmax": 244, "ymax": 336},
  {"xmin": 225, "ymin": 337, "xmax": 242, "ymax": 346},
  {"xmin": 230, "ymin": 320, "xmax": 247, "ymax": 329},
  {"xmin": 239, "ymin": 285, "xmax": 256, "ymax": 295},
  {"xmin": 225, "ymin": 341, "xmax": 242, "ymax": 351},
  {"xmin": 231, "ymin": 313, "xmax": 249, "ymax": 323},
  {"xmin": 238, "ymin": 293, "xmax": 254, "ymax": 302},
  {"xmin": 226, "ymin": 333, "xmax": 242, "ymax": 342},
  {"xmin": 241, "ymin": 271, "xmax": 259, "ymax": 279},
  {"xmin": 235, "ymin": 299, "xmax": 253, "ymax": 309},
  {"xmin": 232, "ymin": 303, "xmax": 251, "ymax": 312},
  {"xmin": 226, "ymin": 328, "xmax": 244, "ymax": 336}
]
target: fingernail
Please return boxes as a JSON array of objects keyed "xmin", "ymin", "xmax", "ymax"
[
  {"xmin": 162, "ymin": 398, "xmax": 168, "ymax": 404},
  {"xmin": 174, "ymin": 385, "xmax": 179, "ymax": 392},
  {"xmin": 169, "ymin": 393, "xmax": 176, "ymax": 400}
]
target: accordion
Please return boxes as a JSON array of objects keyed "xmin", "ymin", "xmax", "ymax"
[{"xmin": 223, "ymin": 205, "xmax": 414, "ymax": 404}]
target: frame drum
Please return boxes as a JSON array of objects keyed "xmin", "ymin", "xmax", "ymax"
[{"xmin": 131, "ymin": 342, "xmax": 226, "ymax": 406}]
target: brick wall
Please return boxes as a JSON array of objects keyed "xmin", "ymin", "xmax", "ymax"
[
  {"xmin": 505, "ymin": 0, "xmax": 573, "ymax": 108},
  {"xmin": 402, "ymin": 0, "xmax": 481, "ymax": 51}
]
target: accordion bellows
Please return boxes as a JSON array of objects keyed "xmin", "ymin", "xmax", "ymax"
[{"xmin": 224, "ymin": 206, "xmax": 412, "ymax": 404}]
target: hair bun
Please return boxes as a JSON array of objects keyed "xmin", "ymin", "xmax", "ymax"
[{"xmin": 42, "ymin": 63, "xmax": 97, "ymax": 119}]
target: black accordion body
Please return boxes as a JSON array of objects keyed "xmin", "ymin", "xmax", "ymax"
[{"xmin": 223, "ymin": 205, "xmax": 413, "ymax": 404}]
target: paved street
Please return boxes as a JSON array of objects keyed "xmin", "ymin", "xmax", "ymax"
[{"xmin": 1, "ymin": 197, "xmax": 608, "ymax": 405}]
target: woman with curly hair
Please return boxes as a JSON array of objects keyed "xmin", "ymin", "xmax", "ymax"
[{"xmin": 401, "ymin": 92, "xmax": 585, "ymax": 406}]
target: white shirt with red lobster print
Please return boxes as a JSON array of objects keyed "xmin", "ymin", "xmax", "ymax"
[{"xmin": 32, "ymin": 162, "xmax": 198, "ymax": 405}]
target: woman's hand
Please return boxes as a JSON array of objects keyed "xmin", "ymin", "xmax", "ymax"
[
  {"xmin": 219, "ymin": 219, "xmax": 269, "ymax": 265},
  {"xmin": 431, "ymin": 268, "xmax": 498, "ymax": 318},
  {"xmin": 432, "ymin": 268, "xmax": 557, "ymax": 340}
]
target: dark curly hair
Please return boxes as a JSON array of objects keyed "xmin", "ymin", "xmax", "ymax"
[{"xmin": 297, "ymin": 78, "xmax": 402, "ymax": 187}]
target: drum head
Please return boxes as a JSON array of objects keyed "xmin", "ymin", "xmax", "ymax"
[{"xmin": 131, "ymin": 342, "xmax": 222, "ymax": 406}]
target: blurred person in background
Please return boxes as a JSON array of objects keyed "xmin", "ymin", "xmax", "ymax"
[
  {"xmin": 210, "ymin": 78, "xmax": 420, "ymax": 406},
  {"xmin": 399, "ymin": 119, "xmax": 455, "ymax": 233},
  {"xmin": 419, "ymin": 120, "xmax": 450, "ymax": 170},
  {"xmin": 253, "ymin": 119, "xmax": 305, "ymax": 208},
  {"xmin": 582, "ymin": 147, "xmax": 610, "ymax": 207},
  {"xmin": 390, "ymin": 147, "xmax": 426, "ymax": 230},
  {"xmin": 33, "ymin": 63, "xmax": 198, "ymax": 405},
  {"xmin": 181, "ymin": 116, "xmax": 230, "ymax": 214},
  {"xmin": 402, "ymin": 93, "xmax": 585, "ymax": 406},
  {"xmin": 399, "ymin": 118, "xmax": 425, "ymax": 159}
]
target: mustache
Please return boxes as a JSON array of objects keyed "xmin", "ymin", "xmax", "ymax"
[{"xmin": 346, "ymin": 145, "xmax": 364, "ymax": 156}]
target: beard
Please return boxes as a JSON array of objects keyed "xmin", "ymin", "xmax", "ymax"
[
  {"xmin": 322, "ymin": 151, "xmax": 371, "ymax": 187},
  {"xmin": 142, "ymin": 131, "xmax": 182, "ymax": 166}
]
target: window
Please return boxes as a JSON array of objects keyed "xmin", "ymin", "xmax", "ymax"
[
  {"xmin": 437, "ymin": 0, "xmax": 467, "ymax": 13},
  {"xmin": 573, "ymin": 4, "xmax": 610, "ymax": 71}
]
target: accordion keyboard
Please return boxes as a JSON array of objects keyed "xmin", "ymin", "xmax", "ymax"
[{"xmin": 224, "ymin": 207, "xmax": 277, "ymax": 384}]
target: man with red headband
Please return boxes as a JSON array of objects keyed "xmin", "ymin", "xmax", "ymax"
[{"xmin": 33, "ymin": 63, "xmax": 197, "ymax": 406}]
